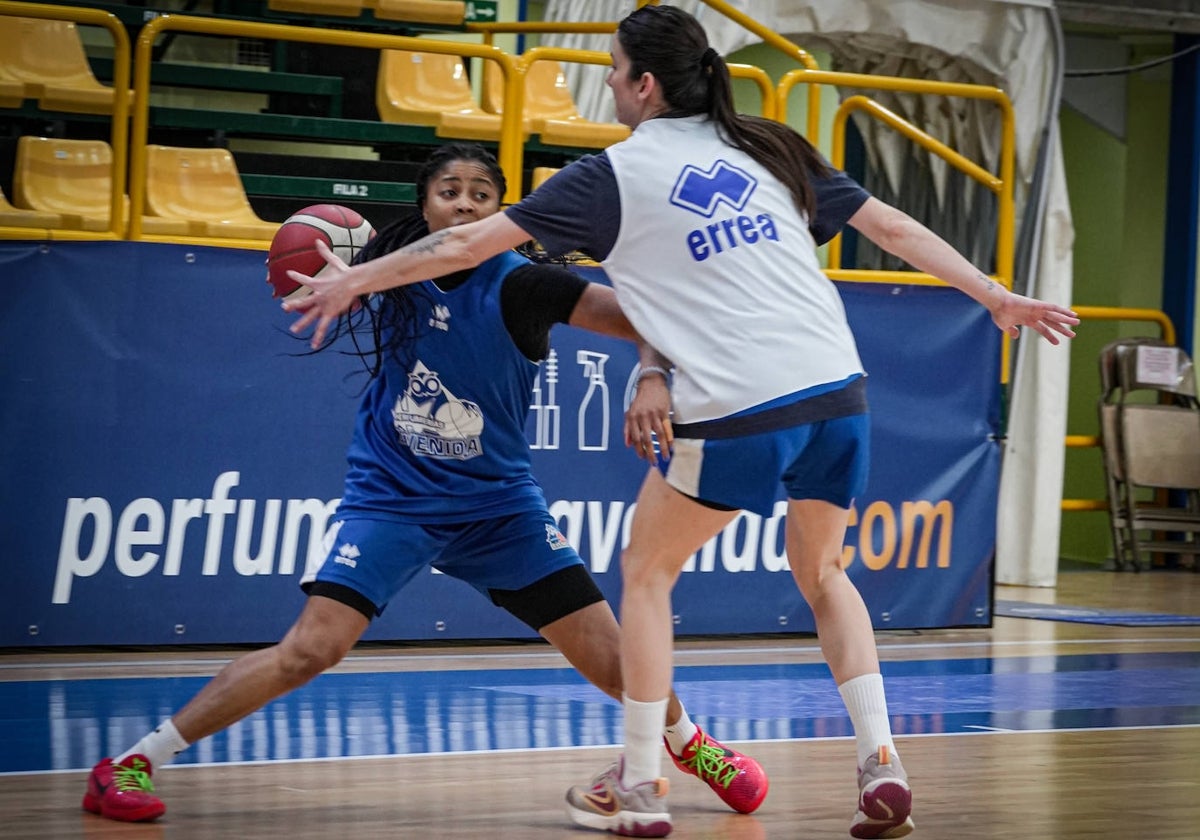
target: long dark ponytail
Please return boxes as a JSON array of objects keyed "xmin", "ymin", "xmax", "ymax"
[{"xmin": 617, "ymin": 4, "xmax": 828, "ymax": 220}]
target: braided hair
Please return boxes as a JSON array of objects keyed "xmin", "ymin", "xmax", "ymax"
[{"xmin": 341, "ymin": 144, "xmax": 510, "ymax": 378}]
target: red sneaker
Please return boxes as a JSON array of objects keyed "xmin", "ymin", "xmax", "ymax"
[
  {"xmin": 666, "ymin": 728, "xmax": 768, "ymax": 814},
  {"xmin": 82, "ymin": 754, "xmax": 165, "ymax": 822}
]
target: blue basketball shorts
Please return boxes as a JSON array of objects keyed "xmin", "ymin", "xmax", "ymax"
[
  {"xmin": 302, "ymin": 509, "xmax": 584, "ymax": 616},
  {"xmin": 661, "ymin": 412, "xmax": 871, "ymax": 516}
]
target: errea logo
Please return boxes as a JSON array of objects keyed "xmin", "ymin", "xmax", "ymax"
[
  {"xmin": 429, "ymin": 304, "xmax": 450, "ymax": 331},
  {"xmin": 670, "ymin": 159, "xmax": 780, "ymax": 262},
  {"xmin": 334, "ymin": 543, "xmax": 360, "ymax": 568},
  {"xmin": 670, "ymin": 159, "xmax": 757, "ymax": 217}
]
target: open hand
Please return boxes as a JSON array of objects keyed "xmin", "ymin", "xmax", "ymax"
[
  {"xmin": 281, "ymin": 239, "xmax": 360, "ymax": 349},
  {"xmin": 991, "ymin": 292, "xmax": 1080, "ymax": 345}
]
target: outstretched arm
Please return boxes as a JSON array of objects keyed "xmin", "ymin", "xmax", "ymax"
[
  {"xmin": 846, "ymin": 197, "xmax": 1079, "ymax": 343},
  {"xmin": 566, "ymin": 283, "xmax": 638, "ymax": 342},
  {"xmin": 567, "ymin": 284, "xmax": 673, "ymax": 464},
  {"xmin": 284, "ymin": 212, "xmax": 533, "ymax": 348}
]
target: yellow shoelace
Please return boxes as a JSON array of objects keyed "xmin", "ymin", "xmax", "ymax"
[{"xmin": 680, "ymin": 739, "xmax": 738, "ymax": 789}]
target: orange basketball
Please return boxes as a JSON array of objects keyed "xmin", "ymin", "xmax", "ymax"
[{"xmin": 266, "ymin": 204, "xmax": 375, "ymax": 300}]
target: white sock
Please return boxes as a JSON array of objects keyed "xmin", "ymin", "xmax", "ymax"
[
  {"xmin": 117, "ymin": 719, "xmax": 190, "ymax": 770},
  {"xmin": 838, "ymin": 673, "xmax": 897, "ymax": 767},
  {"xmin": 663, "ymin": 706, "xmax": 698, "ymax": 756},
  {"xmin": 621, "ymin": 695, "xmax": 668, "ymax": 787}
]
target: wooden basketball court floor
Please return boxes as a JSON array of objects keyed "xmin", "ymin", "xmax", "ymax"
[{"xmin": 2, "ymin": 569, "xmax": 1197, "ymax": 839}]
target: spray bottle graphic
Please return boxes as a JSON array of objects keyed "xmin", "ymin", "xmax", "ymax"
[{"xmin": 577, "ymin": 350, "xmax": 610, "ymax": 451}]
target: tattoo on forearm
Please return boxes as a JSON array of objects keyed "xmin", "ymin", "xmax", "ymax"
[
  {"xmin": 978, "ymin": 273, "xmax": 996, "ymax": 291},
  {"xmin": 403, "ymin": 230, "xmax": 450, "ymax": 257}
]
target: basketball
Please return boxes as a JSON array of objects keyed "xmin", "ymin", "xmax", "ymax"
[{"xmin": 266, "ymin": 204, "xmax": 375, "ymax": 300}]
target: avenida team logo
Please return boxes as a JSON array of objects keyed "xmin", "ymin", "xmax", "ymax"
[{"xmin": 392, "ymin": 360, "xmax": 484, "ymax": 460}]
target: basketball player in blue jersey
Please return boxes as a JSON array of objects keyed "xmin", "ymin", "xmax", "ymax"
[
  {"xmin": 284, "ymin": 8, "xmax": 1080, "ymax": 835},
  {"xmin": 79, "ymin": 144, "xmax": 767, "ymax": 825}
]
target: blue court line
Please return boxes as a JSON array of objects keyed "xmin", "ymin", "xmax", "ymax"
[
  {"xmin": 1, "ymin": 651, "xmax": 1197, "ymax": 773},
  {"xmin": 994, "ymin": 600, "xmax": 1200, "ymax": 626}
]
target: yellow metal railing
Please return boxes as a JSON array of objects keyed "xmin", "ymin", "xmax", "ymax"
[
  {"xmin": 486, "ymin": 45, "xmax": 775, "ymax": 192},
  {"xmin": 471, "ymin": 0, "xmax": 819, "ymax": 146},
  {"xmin": 0, "ymin": 1, "xmax": 130, "ymax": 240},
  {"xmin": 3, "ymin": 0, "xmax": 1020, "ymax": 365},
  {"xmin": 127, "ymin": 14, "xmax": 521, "ymax": 240},
  {"xmin": 826, "ymin": 96, "xmax": 1005, "ymax": 274},
  {"xmin": 825, "ymin": 93, "xmax": 1016, "ymax": 381},
  {"xmin": 789, "ymin": 77, "xmax": 1017, "ymax": 289},
  {"xmin": 1072, "ymin": 306, "xmax": 1176, "ymax": 346},
  {"xmin": 691, "ymin": 0, "xmax": 822, "ymax": 140},
  {"xmin": 644, "ymin": 0, "xmax": 1019, "ymax": 319},
  {"xmin": 476, "ymin": 0, "xmax": 1016, "ymax": 297},
  {"xmin": 1061, "ymin": 306, "xmax": 1177, "ymax": 513},
  {"xmin": 5, "ymin": 0, "xmax": 1011, "ymax": 270}
]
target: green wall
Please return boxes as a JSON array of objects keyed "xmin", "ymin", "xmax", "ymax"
[
  {"xmin": 726, "ymin": 43, "xmax": 830, "ymax": 142},
  {"xmin": 1058, "ymin": 49, "xmax": 1173, "ymax": 564}
]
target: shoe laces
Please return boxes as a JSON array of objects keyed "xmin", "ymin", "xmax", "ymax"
[
  {"xmin": 679, "ymin": 735, "xmax": 739, "ymax": 789},
  {"xmin": 112, "ymin": 764, "xmax": 156, "ymax": 794}
]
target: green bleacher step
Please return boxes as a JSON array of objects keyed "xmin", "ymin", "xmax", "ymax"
[
  {"xmin": 149, "ymin": 106, "xmax": 440, "ymax": 145},
  {"xmin": 240, "ymin": 173, "xmax": 415, "ymax": 203},
  {"xmin": 90, "ymin": 58, "xmax": 344, "ymax": 116}
]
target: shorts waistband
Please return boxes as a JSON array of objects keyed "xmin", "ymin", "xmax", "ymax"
[{"xmin": 672, "ymin": 377, "xmax": 868, "ymax": 440}]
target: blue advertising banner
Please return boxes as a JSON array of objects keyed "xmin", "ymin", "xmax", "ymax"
[{"xmin": 1, "ymin": 241, "xmax": 1000, "ymax": 646}]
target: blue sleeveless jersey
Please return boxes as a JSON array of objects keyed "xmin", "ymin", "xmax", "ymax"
[{"xmin": 337, "ymin": 251, "xmax": 547, "ymax": 522}]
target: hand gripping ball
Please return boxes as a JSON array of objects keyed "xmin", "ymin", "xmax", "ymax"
[{"xmin": 266, "ymin": 204, "xmax": 375, "ymax": 300}]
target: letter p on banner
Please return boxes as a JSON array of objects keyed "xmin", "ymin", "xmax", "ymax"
[{"xmin": 53, "ymin": 498, "xmax": 112, "ymax": 604}]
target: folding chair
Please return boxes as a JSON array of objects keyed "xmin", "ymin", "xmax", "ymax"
[{"xmin": 1097, "ymin": 338, "xmax": 1200, "ymax": 571}]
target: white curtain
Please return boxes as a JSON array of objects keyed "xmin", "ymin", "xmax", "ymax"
[
  {"xmin": 996, "ymin": 124, "xmax": 1075, "ymax": 586},
  {"xmin": 544, "ymin": 0, "xmax": 1074, "ymax": 586}
]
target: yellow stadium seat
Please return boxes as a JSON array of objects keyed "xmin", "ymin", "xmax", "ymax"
[
  {"xmin": 0, "ymin": 185, "xmax": 62, "ymax": 230},
  {"xmin": 267, "ymin": 0, "xmax": 363, "ymax": 17},
  {"xmin": 373, "ymin": 0, "xmax": 466, "ymax": 25},
  {"xmin": 144, "ymin": 145, "xmax": 278, "ymax": 240},
  {"xmin": 530, "ymin": 166, "xmax": 560, "ymax": 190},
  {"xmin": 0, "ymin": 18, "xmax": 122, "ymax": 114},
  {"xmin": 376, "ymin": 50, "xmax": 503, "ymax": 141},
  {"xmin": 13, "ymin": 136, "xmax": 125, "ymax": 232},
  {"xmin": 484, "ymin": 59, "xmax": 629, "ymax": 148},
  {"xmin": 0, "ymin": 77, "xmax": 23, "ymax": 109}
]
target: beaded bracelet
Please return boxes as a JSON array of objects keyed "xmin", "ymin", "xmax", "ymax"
[{"xmin": 635, "ymin": 365, "xmax": 671, "ymax": 388}]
